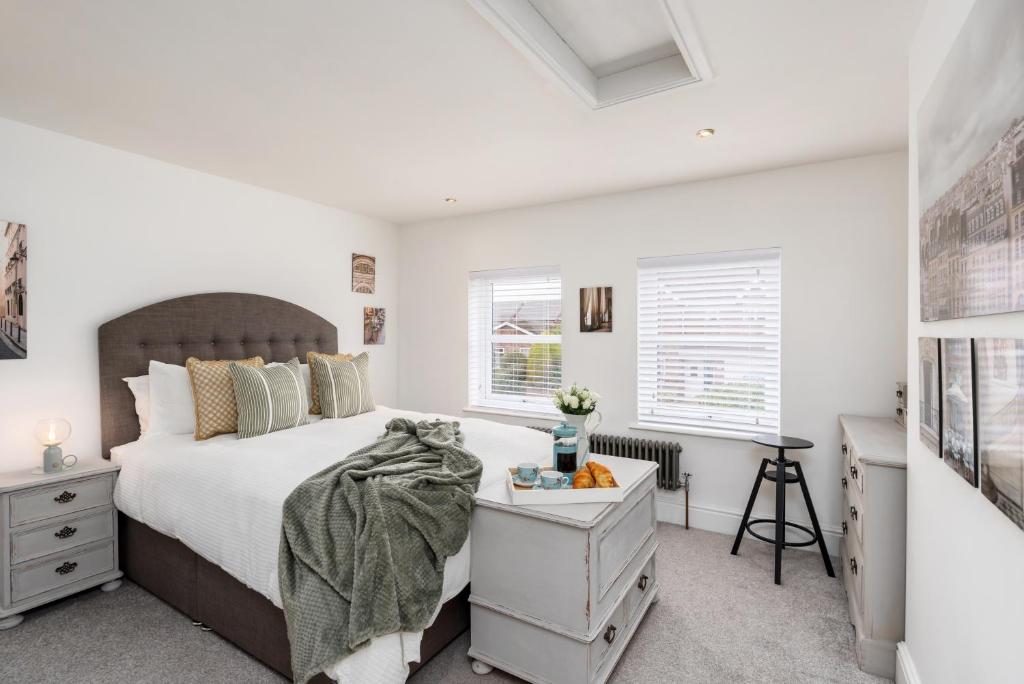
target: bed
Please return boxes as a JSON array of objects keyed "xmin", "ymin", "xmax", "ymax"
[{"xmin": 98, "ymin": 293, "xmax": 551, "ymax": 682}]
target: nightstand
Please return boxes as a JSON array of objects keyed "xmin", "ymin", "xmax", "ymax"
[
  {"xmin": 0, "ymin": 460, "xmax": 123, "ymax": 629},
  {"xmin": 468, "ymin": 454, "xmax": 660, "ymax": 684}
]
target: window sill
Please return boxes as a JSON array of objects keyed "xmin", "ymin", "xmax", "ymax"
[
  {"xmin": 629, "ymin": 422, "xmax": 767, "ymax": 442},
  {"xmin": 464, "ymin": 405, "xmax": 563, "ymax": 422}
]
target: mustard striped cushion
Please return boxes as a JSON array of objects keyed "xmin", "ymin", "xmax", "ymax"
[
  {"xmin": 229, "ymin": 358, "xmax": 309, "ymax": 439},
  {"xmin": 309, "ymin": 352, "xmax": 374, "ymax": 419},
  {"xmin": 186, "ymin": 356, "xmax": 264, "ymax": 440}
]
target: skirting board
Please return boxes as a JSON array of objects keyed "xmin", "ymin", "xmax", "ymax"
[
  {"xmin": 895, "ymin": 642, "xmax": 922, "ymax": 684},
  {"xmin": 656, "ymin": 497, "xmax": 843, "ymax": 557}
]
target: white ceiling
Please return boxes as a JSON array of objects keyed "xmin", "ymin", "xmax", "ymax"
[{"xmin": 0, "ymin": 1, "xmax": 923, "ymax": 224}]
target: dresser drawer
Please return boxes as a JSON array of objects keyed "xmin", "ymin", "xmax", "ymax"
[
  {"xmin": 623, "ymin": 553, "xmax": 656, "ymax": 624},
  {"xmin": 844, "ymin": 479, "xmax": 864, "ymax": 545},
  {"xmin": 9, "ymin": 475, "xmax": 113, "ymax": 527},
  {"xmin": 10, "ymin": 507, "xmax": 115, "ymax": 564},
  {"xmin": 11, "ymin": 540, "xmax": 115, "ymax": 603},
  {"xmin": 594, "ymin": 480, "xmax": 656, "ymax": 599},
  {"xmin": 842, "ymin": 532, "xmax": 865, "ymax": 611},
  {"xmin": 848, "ymin": 448, "xmax": 866, "ymax": 495}
]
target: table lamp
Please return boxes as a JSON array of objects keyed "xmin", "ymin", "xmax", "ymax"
[{"xmin": 34, "ymin": 418, "xmax": 75, "ymax": 473}]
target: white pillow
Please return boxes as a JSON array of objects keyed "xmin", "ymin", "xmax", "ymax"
[
  {"xmin": 147, "ymin": 360, "xmax": 196, "ymax": 436},
  {"xmin": 122, "ymin": 375, "xmax": 151, "ymax": 436}
]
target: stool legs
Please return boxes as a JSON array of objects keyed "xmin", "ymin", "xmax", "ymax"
[
  {"xmin": 731, "ymin": 458, "xmax": 768, "ymax": 555},
  {"xmin": 774, "ymin": 450, "xmax": 786, "ymax": 585},
  {"xmin": 794, "ymin": 461, "xmax": 835, "ymax": 578}
]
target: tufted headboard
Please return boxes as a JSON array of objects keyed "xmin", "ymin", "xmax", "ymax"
[{"xmin": 98, "ymin": 292, "xmax": 338, "ymax": 459}]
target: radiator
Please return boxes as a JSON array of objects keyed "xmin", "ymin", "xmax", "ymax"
[{"xmin": 529, "ymin": 427, "xmax": 683, "ymax": 490}]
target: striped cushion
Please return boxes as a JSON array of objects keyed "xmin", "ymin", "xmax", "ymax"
[
  {"xmin": 310, "ymin": 352, "xmax": 374, "ymax": 419},
  {"xmin": 229, "ymin": 358, "xmax": 309, "ymax": 439},
  {"xmin": 186, "ymin": 356, "xmax": 265, "ymax": 440},
  {"xmin": 306, "ymin": 351, "xmax": 353, "ymax": 415}
]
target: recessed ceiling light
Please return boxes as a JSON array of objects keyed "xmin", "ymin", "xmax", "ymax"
[
  {"xmin": 696, "ymin": 128, "xmax": 715, "ymax": 139},
  {"xmin": 444, "ymin": 197, "xmax": 458, "ymax": 204}
]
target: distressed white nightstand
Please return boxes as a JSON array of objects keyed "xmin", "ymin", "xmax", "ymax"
[
  {"xmin": 0, "ymin": 460, "xmax": 122, "ymax": 629},
  {"xmin": 469, "ymin": 455, "xmax": 660, "ymax": 684}
]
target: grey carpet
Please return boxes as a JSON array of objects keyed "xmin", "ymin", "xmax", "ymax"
[{"xmin": 0, "ymin": 524, "xmax": 885, "ymax": 683}]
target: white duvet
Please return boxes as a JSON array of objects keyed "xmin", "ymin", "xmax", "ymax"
[{"xmin": 111, "ymin": 406, "xmax": 551, "ymax": 683}]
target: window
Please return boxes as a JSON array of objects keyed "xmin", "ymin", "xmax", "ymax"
[
  {"xmin": 469, "ymin": 267, "xmax": 562, "ymax": 414},
  {"xmin": 637, "ymin": 248, "xmax": 781, "ymax": 438}
]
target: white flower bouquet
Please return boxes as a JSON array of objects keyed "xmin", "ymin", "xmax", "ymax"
[{"xmin": 553, "ymin": 384, "xmax": 601, "ymax": 415}]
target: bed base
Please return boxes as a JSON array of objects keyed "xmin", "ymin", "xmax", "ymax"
[{"xmin": 119, "ymin": 514, "xmax": 469, "ymax": 682}]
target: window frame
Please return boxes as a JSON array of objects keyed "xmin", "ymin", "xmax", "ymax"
[
  {"xmin": 467, "ymin": 266, "xmax": 563, "ymax": 418},
  {"xmin": 633, "ymin": 248, "xmax": 782, "ymax": 440}
]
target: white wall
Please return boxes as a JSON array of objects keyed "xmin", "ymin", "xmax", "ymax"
[
  {"xmin": 399, "ymin": 152, "xmax": 908, "ymax": 552},
  {"xmin": 904, "ymin": 2, "xmax": 1024, "ymax": 682},
  {"xmin": 0, "ymin": 117, "xmax": 399, "ymax": 471}
]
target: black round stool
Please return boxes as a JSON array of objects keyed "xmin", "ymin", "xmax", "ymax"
[{"xmin": 730, "ymin": 434, "xmax": 835, "ymax": 585}]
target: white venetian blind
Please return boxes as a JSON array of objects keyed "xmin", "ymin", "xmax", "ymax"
[
  {"xmin": 468, "ymin": 266, "xmax": 562, "ymax": 414},
  {"xmin": 637, "ymin": 248, "xmax": 781, "ymax": 437}
]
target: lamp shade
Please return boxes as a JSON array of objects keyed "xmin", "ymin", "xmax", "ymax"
[{"xmin": 34, "ymin": 418, "xmax": 71, "ymax": 446}]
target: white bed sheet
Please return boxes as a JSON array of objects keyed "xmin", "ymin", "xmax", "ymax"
[{"xmin": 111, "ymin": 406, "xmax": 552, "ymax": 683}]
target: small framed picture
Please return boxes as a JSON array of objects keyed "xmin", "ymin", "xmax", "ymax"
[
  {"xmin": 918, "ymin": 337, "xmax": 941, "ymax": 456},
  {"xmin": 580, "ymin": 287, "xmax": 612, "ymax": 332},
  {"xmin": 352, "ymin": 254, "xmax": 376, "ymax": 294},
  {"xmin": 940, "ymin": 338, "xmax": 977, "ymax": 486},
  {"xmin": 0, "ymin": 221, "xmax": 27, "ymax": 360},
  {"xmin": 976, "ymin": 338, "xmax": 1024, "ymax": 531},
  {"xmin": 363, "ymin": 307, "xmax": 385, "ymax": 345}
]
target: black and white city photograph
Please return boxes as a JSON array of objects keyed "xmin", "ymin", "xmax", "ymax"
[
  {"xmin": 941, "ymin": 338, "xmax": 977, "ymax": 486},
  {"xmin": 918, "ymin": 0, "xmax": 1024, "ymax": 321},
  {"xmin": 976, "ymin": 338, "xmax": 1024, "ymax": 532},
  {"xmin": 919, "ymin": 337, "xmax": 941, "ymax": 456}
]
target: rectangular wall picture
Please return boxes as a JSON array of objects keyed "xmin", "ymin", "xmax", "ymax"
[
  {"xmin": 919, "ymin": 337, "xmax": 941, "ymax": 456},
  {"xmin": 1, "ymin": 221, "xmax": 27, "ymax": 360},
  {"xmin": 363, "ymin": 307, "xmax": 385, "ymax": 345},
  {"xmin": 976, "ymin": 338, "xmax": 1024, "ymax": 531},
  {"xmin": 941, "ymin": 338, "xmax": 977, "ymax": 486},
  {"xmin": 579, "ymin": 286, "xmax": 612, "ymax": 332},
  {"xmin": 917, "ymin": 0, "xmax": 1024, "ymax": 321},
  {"xmin": 352, "ymin": 254, "xmax": 376, "ymax": 294}
]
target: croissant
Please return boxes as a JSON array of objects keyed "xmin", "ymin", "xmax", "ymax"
[
  {"xmin": 587, "ymin": 461, "xmax": 616, "ymax": 488},
  {"xmin": 573, "ymin": 469, "xmax": 595, "ymax": 489}
]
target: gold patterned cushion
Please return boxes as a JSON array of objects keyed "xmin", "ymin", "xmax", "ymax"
[
  {"xmin": 306, "ymin": 351, "xmax": 353, "ymax": 414},
  {"xmin": 186, "ymin": 356, "xmax": 265, "ymax": 440}
]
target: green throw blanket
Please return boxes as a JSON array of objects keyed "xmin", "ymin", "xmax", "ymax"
[{"xmin": 278, "ymin": 418, "xmax": 483, "ymax": 683}]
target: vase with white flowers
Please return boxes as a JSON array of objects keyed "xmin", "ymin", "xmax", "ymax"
[{"xmin": 553, "ymin": 385, "xmax": 603, "ymax": 465}]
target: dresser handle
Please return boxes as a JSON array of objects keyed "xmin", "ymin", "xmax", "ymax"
[
  {"xmin": 53, "ymin": 490, "xmax": 77, "ymax": 504},
  {"xmin": 54, "ymin": 526, "xmax": 77, "ymax": 539},
  {"xmin": 850, "ymin": 506, "xmax": 859, "ymax": 521},
  {"xmin": 603, "ymin": 624, "xmax": 617, "ymax": 644},
  {"xmin": 849, "ymin": 465, "xmax": 858, "ymax": 479},
  {"xmin": 637, "ymin": 574, "xmax": 649, "ymax": 592},
  {"xmin": 896, "ymin": 388, "xmax": 904, "ymax": 399},
  {"xmin": 841, "ymin": 477, "xmax": 847, "ymax": 490},
  {"xmin": 55, "ymin": 561, "xmax": 78, "ymax": 575},
  {"xmin": 842, "ymin": 521, "xmax": 848, "ymax": 535},
  {"xmin": 849, "ymin": 558, "xmax": 858, "ymax": 575},
  {"xmin": 841, "ymin": 443, "xmax": 848, "ymax": 455}
]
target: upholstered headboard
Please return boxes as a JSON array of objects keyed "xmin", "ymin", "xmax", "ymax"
[{"xmin": 98, "ymin": 292, "xmax": 338, "ymax": 458}]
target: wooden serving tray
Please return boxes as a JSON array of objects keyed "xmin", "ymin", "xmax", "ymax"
[{"xmin": 505, "ymin": 467, "xmax": 623, "ymax": 505}]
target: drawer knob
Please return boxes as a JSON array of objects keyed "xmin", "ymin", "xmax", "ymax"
[
  {"xmin": 54, "ymin": 526, "xmax": 77, "ymax": 539},
  {"xmin": 850, "ymin": 465, "xmax": 858, "ymax": 479},
  {"xmin": 841, "ymin": 521, "xmax": 848, "ymax": 535},
  {"xmin": 54, "ymin": 490, "xmax": 77, "ymax": 504},
  {"xmin": 849, "ymin": 558, "xmax": 858, "ymax": 575},
  {"xmin": 55, "ymin": 561, "xmax": 78, "ymax": 576},
  {"xmin": 842, "ymin": 443, "xmax": 848, "ymax": 455},
  {"xmin": 637, "ymin": 574, "xmax": 649, "ymax": 592},
  {"xmin": 603, "ymin": 624, "xmax": 617, "ymax": 644},
  {"xmin": 841, "ymin": 476, "xmax": 847, "ymax": 490},
  {"xmin": 850, "ymin": 506, "xmax": 859, "ymax": 521}
]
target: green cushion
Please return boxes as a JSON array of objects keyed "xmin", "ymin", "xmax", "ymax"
[
  {"xmin": 229, "ymin": 358, "xmax": 309, "ymax": 439},
  {"xmin": 310, "ymin": 352, "xmax": 374, "ymax": 419}
]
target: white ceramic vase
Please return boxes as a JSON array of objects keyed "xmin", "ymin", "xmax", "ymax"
[{"xmin": 562, "ymin": 410, "xmax": 602, "ymax": 466}]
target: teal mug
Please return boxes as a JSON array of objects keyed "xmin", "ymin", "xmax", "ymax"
[
  {"xmin": 540, "ymin": 470, "xmax": 570, "ymax": 490},
  {"xmin": 516, "ymin": 463, "xmax": 539, "ymax": 483}
]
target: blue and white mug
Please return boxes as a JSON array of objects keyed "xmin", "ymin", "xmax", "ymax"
[
  {"xmin": 516, "ymin": 463, "xmax": 539, "ymax": 483},
  {"xmin": 540, "ymin": 470, "xmax": 570, "ymax": 489}
]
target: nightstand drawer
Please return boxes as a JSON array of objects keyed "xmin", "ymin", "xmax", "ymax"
[
  {"xmin": 11, "ymin": 507, "xmax": 115, "ymax": 564},
  {"xmin": 11, "ymin": 540, "xmax": 115, "ymax": 603},
  {"xmin": 9, "ymin": 475, "xmax": 112, "ymax": 527}
]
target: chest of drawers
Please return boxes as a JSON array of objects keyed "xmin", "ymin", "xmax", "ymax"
[
  {"xmin": 469, "ymin": 455, "xmax": 660, "ymax": 684},
  {"xmin": 0, "ymin": 461, "xmax": 123, "ymax": 629},
  {"xmin": 838, "ymin": 415, "xmax": 907, "ymax": 679}
]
